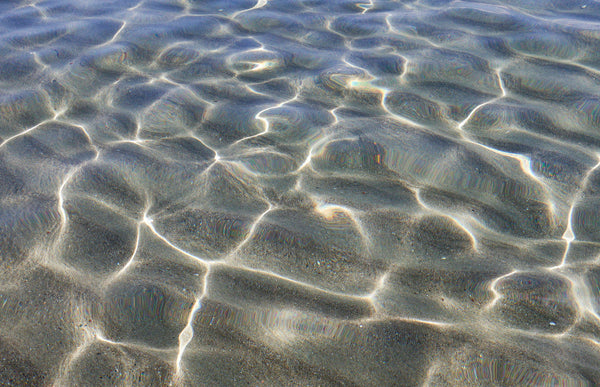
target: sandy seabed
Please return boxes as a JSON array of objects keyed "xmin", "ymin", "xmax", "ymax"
[{"xmin": 1, "ymin": 0, "xmax": 600, "ymax": 385}]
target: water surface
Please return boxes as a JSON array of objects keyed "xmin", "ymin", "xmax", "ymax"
[{"xmin": 1, "ymin": 0, "xmax": 600, "ymax": 385}]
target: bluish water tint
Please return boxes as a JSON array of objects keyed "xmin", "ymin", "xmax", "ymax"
[{"xmin": 1, "ymin": 0, "xmax": 600, "ymax": 385}]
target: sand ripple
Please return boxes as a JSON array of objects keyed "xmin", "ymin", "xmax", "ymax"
[{"xmin": 1, "ymin": 0, "xmax": 600, "ymax": 385}]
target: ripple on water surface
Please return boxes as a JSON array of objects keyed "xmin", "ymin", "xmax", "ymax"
[{"xmin": 1, "ymin": 0, "xmax": 600, "ymax": 385}]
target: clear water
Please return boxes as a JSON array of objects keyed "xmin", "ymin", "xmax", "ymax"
[{"xmin": 1, "ymin": 0, "xmax": 600, "ymax": 385}]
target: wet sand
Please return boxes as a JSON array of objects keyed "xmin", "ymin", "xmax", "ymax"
[{"xmin": 1, "ymin": 0, "xmax": 600, "ymax": 385}]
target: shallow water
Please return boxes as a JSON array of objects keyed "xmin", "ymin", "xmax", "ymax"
[{"xmin": 1, "ymin": 0, "xmax": 600, "ymax": 385}]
